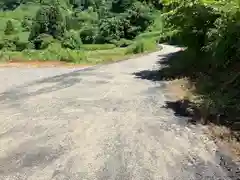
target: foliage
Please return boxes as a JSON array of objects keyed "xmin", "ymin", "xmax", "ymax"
[
  {"xmin": 111, "ymin": 0, "xmax": 135, "ymax": 13},
  {"xmin": 33, "ymin": 33, "xmax": 55, "ymax": 49},
  {"xmin": 0, "ymin": 0, "xmax": 21, "ymax": 10},
  {"xmin": 29, "ymin": 3, "xmax": 65, "ymax": 41},
  {"xmin": 0, "ymin": 0, "xmax": 161, "ymax": 63},
  {"xmin": 80, "ymin": 26, "xmax": 99, "ymax": 44},
  {"xmin": 21, "ymin": 16, "xmax": 32, "ymax": 31},
  {"xmin": 123, "ymin": 1, "xmax": 154, "ymax": 39},
  {"xmin": 162, "ymin": 0, "xmax": 240, "ymax": 125},
  {"xmin": 99, "ymin": 17, "xmax": 125, "ymax": 43},
  {"xmin": 61, "ymin": 30, "xmax": 82, "ymax": 49},
  {"xmin": 4, "ymin": 20, "xmax": 14, "ymax": 35}
]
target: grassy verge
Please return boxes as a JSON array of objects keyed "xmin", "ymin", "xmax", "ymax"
[{"xmin": 0, "ymin": 38, "xmax": 160, "ymax": 65}]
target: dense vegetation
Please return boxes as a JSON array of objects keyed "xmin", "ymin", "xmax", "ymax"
[
  {"xmin": 0, "ymin": 0, "xmax": 162, "ymax": 63},
  {"xmin": 159, "ymin": 0, "xmax": 240, "ymax": 129}
]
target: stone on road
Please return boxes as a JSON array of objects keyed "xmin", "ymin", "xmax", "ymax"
[{"xmin": 0, "ymin": 45, "xmax": 238, "ymax": 180}]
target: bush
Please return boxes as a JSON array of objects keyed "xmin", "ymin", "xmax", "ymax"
[
  {"xmin": 0, "ymin": 34, "xmax": 33, "ymax": 51},
  {"xmin": 4, "ymin": 20, "xmax": 15, "ymax": 35},
  {"xmin": 0, "ymin": 36, "xmax": 20, "ymax": 51},
  {"xmin": 163, "ymin": 0, "xmax": 240, "ymax": 124},
  {"xmin": 81, "ymin": 44, "xmax": 116, "ymax": 51},
  {"xmin": 21, "ymin": 17, "xmax": 32, "ymax": 31},
  {"xmin": 99, "ymin": 17, "xmax": 124, "ymax": 43},
  {"xmin": 29, "ymin": 3, "xmax": 65, "ymax": 41},
  {"xmin": 33, "ymin": 34, "xmax": 54, "ymax": 50},
  {"xmin": 15, "ymin": 40, "xmax": 29, "ymax": 51},
  {"xmin": 61, "ymin": 31, "xmax": 82, "ymax": 50},
  {"xmin": 111, "ymin": 39, "xmax": 133, "ymax": 47},
  {"xmin": 80, "ymin": 26, "xmax": 98, "ymax": 44},
  {"xmin": 111, "ymin": 0, "xmax": 135, "ymax": 13},
  {"xmin": 123, "ymin": 1, "xmax": 154, "ymax": 39}
]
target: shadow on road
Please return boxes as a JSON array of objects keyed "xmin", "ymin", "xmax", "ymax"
[
  {"xmin": 133, "ymin": 51, "xmax": 192, "ymax": 82},
  {"xmin": 133, "ymin": 50, "xmax": 200, "ymax": 123},
  {"xmin": 132, "ymin": 47, "xmax": 240, "ymax": 179}
]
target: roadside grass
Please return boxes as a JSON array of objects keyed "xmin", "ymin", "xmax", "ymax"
[{"xmin": 0, "ymin": 38, "xmax": 160, "ymax": 65}]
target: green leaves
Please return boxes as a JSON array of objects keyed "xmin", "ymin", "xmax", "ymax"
[
  {"xmin": 29, "ymin": 3, "xmax": 65, "ymax": 41},
  {"xmin": 4, "ymin": 20, "xmax": 14, "ymax": 35},
  {"xmin": 62, "ymin": 30, "xmax": 82, "ymax": 49}
]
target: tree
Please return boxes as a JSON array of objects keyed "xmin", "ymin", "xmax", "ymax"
[
  {"xmin": 111, "ymin": 0, "xmax": 135, "ymax": 13},
  {"xmin": 99, "ymin": 17, "xmax": 124, "ymax": 43},
  {"xmin": 29, "ymin": 5, "xmax": 50, "ymax": 40},
  {"xmin": 0, "ymin": 0, "xmax": 21, "ymax": 10},
  {"xmin": 4, "ymin": 20, "xmax": 14, "ymax": 35},
  {"xmin": 29, "ymin": 3, "xmax": 65, "ymax": 41},
  {"xmin": 48, "ymin": 4, "xmax": 65, "ymax": 39},
  {"xmin": 123, "ymin": 1, "xmax": 153, "ymax": 39}
]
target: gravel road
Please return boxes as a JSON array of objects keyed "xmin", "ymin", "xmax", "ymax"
[{"xmin": 0, "ymin": 45, "xmax": 239, "ymax": 180}]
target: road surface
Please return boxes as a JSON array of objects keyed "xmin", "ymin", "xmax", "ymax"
[{"xmin": 0, "ymin": 45, "xmax": 239, "ymax": 180}]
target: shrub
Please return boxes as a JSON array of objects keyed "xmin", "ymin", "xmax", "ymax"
[
  {"xmin": 4, "ymin": 20, "xmax": 15, "ymax": 35},
  {"xmin": 111, "ymin": 0, "xmax": 135, "ymax": 13},
  {"xmin": 33, "ymin": 34, "xmax": 54, "ymax": 50},
  {"xmin": 21, "ymin": 17, "xmax": 32, "ymax": 31},
  {"xmin": 61, "ymin": 31, "xmax": 82, "ymax": 50},
  {"xmin": 99, "ymin": 17, "xmax": 124, "ymax": 43},
  {"xmin": 80, "ymin": 26, "xmax": 98, "ymax": 44},
  {"xmin": 29, "ymin": 3, "xmax": 65, "ymax": 41},
  {"xmin": 0, "ymin": 39, "xmax": 16, "ymax": 51},
  {"xmin": 0, "ymin": 36, "xmax": 20, "ymax": 51},
  {"xmin": 15, "ymin": 40, "xmax": 29, "ymax": 51},
  {"xmin": 123, "ymin": 1, "xmax": 154, "ymax": 39},
  {"xmin": 163, "ymin": 0, "xmax": 240, "ymax": 124}
]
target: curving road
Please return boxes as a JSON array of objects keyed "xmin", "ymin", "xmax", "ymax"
[{"xmin": 0, "ymin": 45, "xmax": 239, "ymax": 180}]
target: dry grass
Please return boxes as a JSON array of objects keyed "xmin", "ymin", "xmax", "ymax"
[
  {"xmin": 166, "ymin": 78, "xmax": 240, "ymax": 160},
  {"xmin": 208, "ymin": 125, "xmax": 240, "ymax": 161},
  {"xmin": 165, "ymin": 78, "xmax": 195, "ymax": 100}
]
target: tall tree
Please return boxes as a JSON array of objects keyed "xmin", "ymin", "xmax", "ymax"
[{"xmin": 29, "ymin": 2, "xmax": 65, "ymax": 40}]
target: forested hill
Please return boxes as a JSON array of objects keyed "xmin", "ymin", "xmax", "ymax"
[{"xmin": 0, "ymin": 0, "xmax": 163, "ymax": 62}]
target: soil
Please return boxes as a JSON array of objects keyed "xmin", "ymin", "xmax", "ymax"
[
  {"xmin": 165, "ymin": 78, "xmax": 240, "ymax": 162},
  {"xmin": 0, "ymin": 61, "xmax": 91, "ymax": 68}
]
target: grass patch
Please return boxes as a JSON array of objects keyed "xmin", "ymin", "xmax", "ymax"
[
  {"xmin": 136, "ymin": 31, "xmax": 162, "ymax": 40},
  {"xmin": 126, "ymin": 38, "xmax": 158, "ymax": 54},
  {"xmin": 81, "ymin": 44, "xmax": 116, "ymax": 51},
  {"xmin": 0, "ymin": 38, "xmax": 159, "ymax": 65}
]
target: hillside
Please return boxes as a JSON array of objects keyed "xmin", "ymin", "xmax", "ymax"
[{"xmin": 0, "ymin": 0, "xmax": 163, "ymax": 63}]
